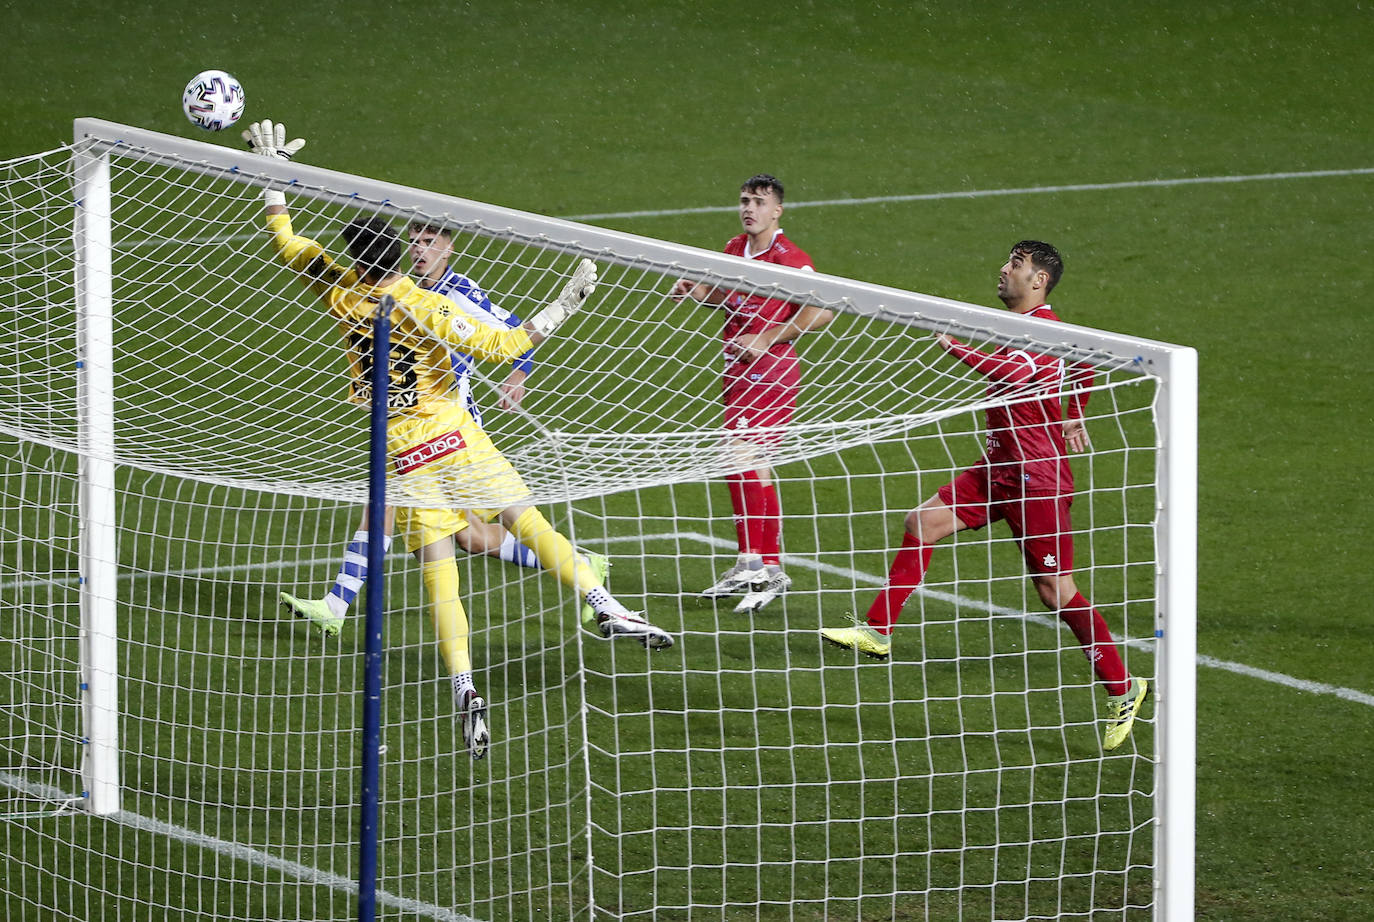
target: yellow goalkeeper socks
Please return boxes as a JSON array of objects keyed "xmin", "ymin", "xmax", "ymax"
[
  {"xmin": 509, "ymin": 507, "xmax": 598, "ymax": 593},
  {"xmin": 420, "ymin": 558, "xmax": 472, "ymax": 675}
]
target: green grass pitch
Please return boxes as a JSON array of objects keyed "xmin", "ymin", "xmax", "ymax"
[{"xmin": 1, "ymin": 1, "xmax": 1372, "ymax": 919}]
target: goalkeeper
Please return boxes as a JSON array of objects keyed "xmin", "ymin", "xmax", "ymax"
[
  {"xmin": 247, "ymin": 120, "xmax": 674, "ymax": 761},
  {"xmin": 282, "ymin": 222, "xmax": 608, "ymax": 631}
]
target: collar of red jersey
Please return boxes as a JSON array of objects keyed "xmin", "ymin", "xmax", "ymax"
[{"xmin": 744, "ymin": 228, "xmax": 784, "ymax": 259}]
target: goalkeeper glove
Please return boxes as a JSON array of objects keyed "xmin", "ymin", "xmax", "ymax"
[
  {"xmin": 530, "ymin": 258, "xmax": 598, "ymax": 337},
  {"xmin": 242, "ymin": 119, "xmax": 306, "ymax": 160}
]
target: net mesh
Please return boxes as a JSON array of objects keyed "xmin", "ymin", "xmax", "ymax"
[{"xmin": 0, "ymin": 134, "xmax": 1162, "ymax": 921}]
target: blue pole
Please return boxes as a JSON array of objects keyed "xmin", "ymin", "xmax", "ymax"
[{"xmin": 358, "ymin": 294, "xmax": 392, "ymax": 922}]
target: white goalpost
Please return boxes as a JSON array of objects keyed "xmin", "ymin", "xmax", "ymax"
[{"xmin": 0, "ymin": 118, "xmax": 1194, "ymax": 921}]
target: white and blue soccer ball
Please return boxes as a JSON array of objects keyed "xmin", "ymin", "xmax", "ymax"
[{"xmin": 181, "ymin": 70, "xmax": 245, "ymax": 131}]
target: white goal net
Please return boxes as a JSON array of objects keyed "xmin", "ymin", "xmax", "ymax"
[{"xmin": 0, "ymin": 120, "xmax": 1194, "ymax": 921}]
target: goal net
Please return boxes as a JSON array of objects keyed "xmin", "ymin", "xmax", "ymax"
[{"xmin": 0, "ymin": 120, "xmax": 1194, "ymax": 921}]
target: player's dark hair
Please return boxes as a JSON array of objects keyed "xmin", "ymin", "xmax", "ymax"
[
  {"xmin": 1011, "ymin": 240, "xmax": 1064, "ymax": 294},
  {"xmin": 407, "ymin": 220, "xmax": 452, "ymax": 238},
  {"xmin": 741, "ymin": 173, "xmax": 784, "ymax": 202},
  {"xmin": 342, "ymin": 216, "xmax": 404, "ymax": 283}
]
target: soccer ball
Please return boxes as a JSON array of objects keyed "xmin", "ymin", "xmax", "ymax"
[{"xmin": 181, "ymin": 70, "xmax": 245, "ymax": 131}]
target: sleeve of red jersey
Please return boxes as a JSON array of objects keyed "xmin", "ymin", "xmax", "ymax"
[
  {"xmin": 784, "ymin": 246, "xmax": 816, "ymax": 272},
  {"xmin": 1065, "ymin": 359, "xmax": 1096, "ymax": 418},
  {"xmin": 944, "ymin": 339, "xmax": 1041, "ymax": 384}
]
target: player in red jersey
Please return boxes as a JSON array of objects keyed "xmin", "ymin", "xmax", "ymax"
[
  {"xmin": 671, "ymin": 174, "xmax": 834, "ymax": 613},
  {"xmin": 820, "ymin": 241, "xmax": 1149, "ymax": 751}
]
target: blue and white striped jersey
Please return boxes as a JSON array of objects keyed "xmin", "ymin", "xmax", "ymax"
[{"xmin": 422, "ymin": 267, "xmax": 536, "ymax": 421}]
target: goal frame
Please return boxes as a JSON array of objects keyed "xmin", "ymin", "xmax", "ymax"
[{"xmin": 68, "ymin": 117, "xmax": 1197, "ymax": 921}]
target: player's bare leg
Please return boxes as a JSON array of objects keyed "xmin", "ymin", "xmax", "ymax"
[
  {"xmin": 904, "ymin": 495, "xmax": 965, "ymax": 546},
  {"xmin": 456, "ymin": 516, "xmax": 541, "ymax": 570}
]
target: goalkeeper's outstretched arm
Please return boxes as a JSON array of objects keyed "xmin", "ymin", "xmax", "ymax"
[
  {"xmin": 524, "ymin": 258, "xmax": 598, "ymax": 341},
  {"xmin": 245, "ymin": 120, "xmax": 348, "ymax": 293},
  {"xmin": 415, "ymin": 259, "xmax": 597, "ymax": 358},
  {"xmin": 258, "ymin": 191, "xmax": 349, "ymax": 297},
  {"xmin": 245, "ymin": 118, "xmax": 596, "ymax": 347},
  {"xmin": 249, "ymin": 119, "xmax": 305, "ymax": 220}
]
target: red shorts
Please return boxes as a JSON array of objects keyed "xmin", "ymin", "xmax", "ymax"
[
  {"xmin": 937, "ymin": 466, "xmax": 1075, "ymax": 574},
  {"xmin": 723, "ymin": 366, "xmax": 798, "ymax": 448}
]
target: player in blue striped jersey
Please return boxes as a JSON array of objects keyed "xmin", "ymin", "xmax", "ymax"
[
  {"xmin": 408, "ymin": 222, "xmax": 547, "ymax": 569},
  {"xmin": 409, "ymin": 223, "xmax": 535, "ymax": 424}
]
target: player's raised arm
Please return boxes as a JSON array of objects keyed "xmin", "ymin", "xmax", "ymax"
[
  {"xmin": 411, "ymin": 257, "xmax": 598, "ymax": 363},
  {"xmin": 670, "ymin": 277, "xmax": 730, "ymax": 307},
  {"xmin": 937, "ymin": 333, "xmax": 1044, "ymax": 385},
  {"xmin": 413, "ymin": 296, "xmax": 536, "ymax": 365},
  {"xmin": 245, "ymin": 120, "xmax": 348, "ymax": 297},
  {"xmin": 249, "ymin": 118, "xmax": 306, "ymax": 222},
  {"xmin": 524, "ymin": 258, "xmax": 599, "ymax": 343}
]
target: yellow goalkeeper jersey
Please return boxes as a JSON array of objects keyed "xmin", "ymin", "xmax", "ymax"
[{"xmin": 265, "ymin": 212, "xmax": 534, "ymax": 415}]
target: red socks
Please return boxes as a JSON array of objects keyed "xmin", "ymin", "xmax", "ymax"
[
  {"xmin": 865, "ymin": 532, "xmax": 933, "ymax": 635},
  {"xmin": 1058, "ymin": 593, "xmax": 1130, "ymax": 696},
  {"xmin": 726, "ymin": 471, "xmax": 782, "ymax": 565},
  {"xmin": 759, "ymin": 481, "xmax": 781, "ymax": 566},
  {"xmin": 863, "ymin": 535, "xmax": 1130, "ymax": 695},
  {"xmin": 725, "ymin": 473, "xmax": 757, "ymax": 556}
]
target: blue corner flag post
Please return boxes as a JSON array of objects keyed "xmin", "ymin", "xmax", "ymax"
[{"xmin": 358, "ymin": 294, "xmax": 392, "ymax": 922}]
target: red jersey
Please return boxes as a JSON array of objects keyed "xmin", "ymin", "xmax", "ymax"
[
  {"xmin": 720, "ymin": 230, "xmax": 815, "ymax": 384},
  {"xmin": 943, "ymin": 305, "xmax": 1093, "ymax": 495}
]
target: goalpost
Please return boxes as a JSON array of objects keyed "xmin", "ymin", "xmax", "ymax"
[{"xmin": 0, "ymin": 118, "xmax": 1194, "ymax": 921}]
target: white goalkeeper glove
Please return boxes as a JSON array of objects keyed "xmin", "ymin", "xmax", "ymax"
[
  {"xmin": 242, "ymin": 119, "xmax": 306, "ymax": 160},
  {"xmin": 530, "ymin": 258, "xmax": 598, "ymax": 337}
]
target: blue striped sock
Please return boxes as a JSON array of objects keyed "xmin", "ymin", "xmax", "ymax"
[
  {"xmin": 327, "ymin": 529, "xmax": 393, "ymax": 616},
  {"xmin": 498, "ymin": 533, "xmax": 542, "ymax": 570}
]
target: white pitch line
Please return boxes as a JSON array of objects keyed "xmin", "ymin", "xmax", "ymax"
[
  {"xmin": 610, "ymin": 530, "xmax": 1374, "ymax": 708},
  {"xmin": 0, "ymin": 772, "xmax": 476, "ymax": 922},
  {"xmin": 8, "ymin": 530, "xmax": 1371, "ymax": 707},
  {"xmin": 564, "ymin": 166, "xmax": 1374, "ymax": 221},
  {"xmin": 1193, "ymin": 655, "xmax": 1374, "ymax": 707},
  {"xmin": 14, "ymin": 167, "xmax": 1370, "ymax": 258},
  {"xmin": 3, "ymin": 526, "xmax": 1367, "ymax": 899},
  {"xmin": 7, "ymin": 530, "xmax": 1371, "ymax": 709},
  {"xmin": 1, "ymin": 555, "xmax": 354, "ymax": 592}
]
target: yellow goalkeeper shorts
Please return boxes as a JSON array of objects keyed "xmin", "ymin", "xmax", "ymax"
[{"xmin": 387, "ymin": 399, "xmax": 531, "ymax": 553}]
